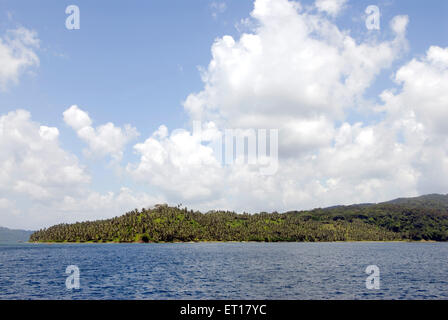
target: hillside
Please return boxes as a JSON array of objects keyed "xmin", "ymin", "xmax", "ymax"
[
  {"xmin": 381, "ymin": 194, "xmax": 448, "ymax": 209},
  {"xmin": 0, "ymin": 227, "xmax": 34, "ymax": 243},
  {"xmin": 29, "ymin": 194, "xmax": 448, "ymax": 243}
]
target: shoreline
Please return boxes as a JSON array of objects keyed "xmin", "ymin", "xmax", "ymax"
[{"xmin": 26, "ymin": 239, "xmax": 439, "ymax": 244}]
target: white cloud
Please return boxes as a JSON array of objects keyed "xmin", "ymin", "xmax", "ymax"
[
  {"xmin": 315, "ymin": 0, "xmax": 348, "ymax": 17},
  {"xmin": 4, "ymin": 0, "xmax": 448, "ymax": 229},
  {"xmin": 381, "ymin": 46, "xmax": 448, "ymax": 136},
  {"xmin": 63, "ymin": 105, "xmax": 139, "ymax": 161},
  {"xmin": 426, "ymin": 46, "xmax": 448, "ymax": 66},
  {"xmin": 39, "ymin": 126, "xmax": 59, "ymax": 141},
  {"xmin": 0, "ymin": 109, "xmax": 90, "ymax": 227},
  {"xmin": 126, "ymin": 121, "xmax": 419, "ymax": 214},
  {"xmin": 125, "ymin": 0, "xmax": 442, "ymax": 214},
  {"xmin": 47, "ymin": 187, "xmax": 165, "ymax": 225},
  {"xmin": 0, "ymin": 110, "xmax": 90, "ymax": 198},
  {"xmin": 0, "ymin": 27, "xmax": 39, "ymax": 90},
  {"xmin": 128, "ymin": 125, "xmax": 224, "ymax": 201},
  {"xmin": 390, "ymin": 15, "xmax": 409, "ymax": 36},
  {"xmin": 6, "ymin": 185, "xmax": 165, "ymax": 230},
  {"xmin": 379, "ymin": 45, "xmax": 448, "ymax": 194},
  {"xmin": 0, "ymin": 109, "xmax": 161, "ymax": 229},
  {"xmin": 184, "ymin": 0, "xmax": 408, "ymax": 155},
  {"xmin": 63, "ymin": 105, "xmax": 92, "ymax": 130}
]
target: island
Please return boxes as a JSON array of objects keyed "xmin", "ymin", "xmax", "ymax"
[
  {"xmin": 29, "ymin": 194, "xmax": 448, "ymax": 243},
  {"xmin": 0, "ymin": 227, "xmax": 34, "ymax": 243}
]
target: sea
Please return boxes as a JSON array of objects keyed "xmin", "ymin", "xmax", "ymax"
[{"xmin": 1, "ymin": 242, "xmax": 447, "ymax": 300}]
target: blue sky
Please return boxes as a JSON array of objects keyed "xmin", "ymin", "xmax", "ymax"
[
  {"xmin": 0, "ymin": 0, "xmax": 252, "ymax": 131},
  {"xmin": 1, "ymin": 0, "xmax": 448, "ymax": 229},
  {"xmin": 2, "ymin": 0, "xmax": 447, "ymax": 132},
  {"xmin": 0, "ymin": 0, "xmax": 255, "ymax": 195}
]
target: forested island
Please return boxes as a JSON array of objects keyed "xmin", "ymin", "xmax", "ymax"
[{"xmin": 30, "ymin": 194, "xmax": 448, "ymax": 243}]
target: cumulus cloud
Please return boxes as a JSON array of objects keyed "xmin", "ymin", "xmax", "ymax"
[
  {"xmin": 390, "ymin": 15, "xmax": 409, "ymax": 36},
  {"xmin": 379, "ymin": 45, "xmax": 448, "ymax": 194},
  {"xmin": 127, "ymin": 124, "xmax": 224, "ymax": 201},
  {"xmin": 0, "ymin": 109, "xmax": 88, "ymax": 227},
  {"xmin": 126, "ymin": 121, "xmax": 419, "ymax": 214},
  {"xmin": 0, "ymin": 110, "xmax": 90, "ymax": 199},
  {"xmin": 5, "ymin": 185, "xmax": 165, "ymax": 230},
  {"xmin": 63, "ymin": 105, "xmax": 140, "ymax": 161},
  {"xmin": 42, "ymin": 187, "xmax": 165, "ymax": 227},
  {"xmin": 125, "ymin": 0, "xmax": 443, "ymax": 214},
  {"xmin": 184, "ymin": 0, "xmax": 408, "ymax": 156},
  {"xmin": 0, "ymin": 109, "xmax": 161, "ymax": 229},
  {"xmin": 380, "ymin": 46, "xmax": 448, "ymax": 136},
  {"xmin": 5, "ymin": 0, "xmax": 448, "ymax": 228},
  {"xmin": 315, "ymin": 0, "xmax": 348, "ymax": 16},
  {"xmin": 0, "ymin": 27, "xmax": 39, "ymax": 90}
]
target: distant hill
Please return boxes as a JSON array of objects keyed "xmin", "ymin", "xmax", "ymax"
[
  {"xmin": 29, "ymin": 194, "xmax": 448, "ymax": 243},
  {"xmin": 381, "ymin": 194, "xmax": 448, "ymax": 209},
  {"xmin": 0, "ymin": 227, "xmax": 34, "ymax": 243}
]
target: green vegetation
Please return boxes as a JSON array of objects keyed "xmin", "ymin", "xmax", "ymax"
[{"xmin": 29, "ymin": 194, "xmax": 448, "ymax": 243}]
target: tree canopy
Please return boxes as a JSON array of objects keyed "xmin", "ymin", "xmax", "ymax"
[{"xmin": 30, "ymin": 195, "xmax": 448, "ymax": 242}]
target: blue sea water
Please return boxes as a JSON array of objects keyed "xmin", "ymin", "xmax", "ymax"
[{"xmin": 0, "ymin": 242, "xmax": 447, "ymax": 300}]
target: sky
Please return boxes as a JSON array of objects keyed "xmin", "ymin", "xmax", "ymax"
[{"xmin": 1, "ymin": 0, "xmax": 448, "ymax": 229}]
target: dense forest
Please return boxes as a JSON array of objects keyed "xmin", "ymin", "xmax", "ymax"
[{"xmin": 29, "ymin": 194, "xmax": 448, "ymax": 243}]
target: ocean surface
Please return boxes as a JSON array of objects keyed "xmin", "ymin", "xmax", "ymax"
[{"xmin": 1, "ymin": 242, "xmax": 447, "ymax": 300}]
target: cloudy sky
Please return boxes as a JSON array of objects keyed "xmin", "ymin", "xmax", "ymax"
[{"xmin": 1, "ymin": 0, "xmax": 448, "ymax": 229}]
